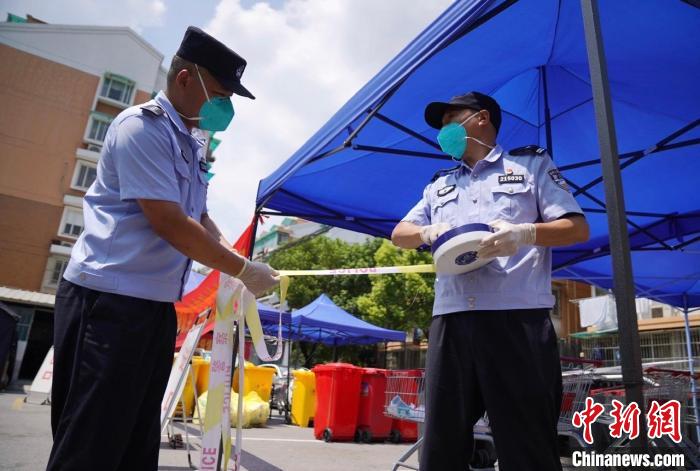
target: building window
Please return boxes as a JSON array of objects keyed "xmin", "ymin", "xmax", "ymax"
[
  {"xmin": 651, "ymin": 307, "xmax": 664, "ymax": 319},
  {"xmin": 50, "ymin": 258, "xmax": 68, "ymax": 285},
  {"xmin": 100, "ymin": 73, "xmax": 135, "ymax": 105},
  {"xmin": 42, "ymin": 256, "xmax": 69, "ymax": 291},
  {"xmin": 86, "ymin": 112, "xmax": 113, "ymax": 144},
  {"xmin": 59, "ymin": 207, "xmax": 84, "ymax": 239},
  {"xmin": 72, "ymin": 161, "xmax": 97, "ymax": 191},
  {"xmin": 16, "ymin": 310, "xmax": 34, "ymax": 342}
]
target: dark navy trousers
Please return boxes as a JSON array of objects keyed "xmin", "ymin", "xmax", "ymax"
[
  {"xmin": 47, "ymin": 279, "xmax": 177, "ymax": 471},
  {"xmin": 419, "ymin": 309, "xmax": 563, "ymax": 471}
]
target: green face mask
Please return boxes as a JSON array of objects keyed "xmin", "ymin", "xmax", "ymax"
[
  {"xmin": 179, "ymin": 64, "xmax": 235, "ymax": 132},
  {"xmin": 437, "ymin": 112, "xmax": 479, "ymax": 161},
  {"xmin": 436, "ymin": 111, "xmax": 496, "ymax": 160}
]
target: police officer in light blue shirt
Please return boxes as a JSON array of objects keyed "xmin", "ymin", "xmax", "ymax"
[
  {"xmin": 48, "ymin": 27, "xmax": 278, "ymax": 471},
  {"xmin": 392, "ymin": 92, "xmax": 589, "ymax": 471}
]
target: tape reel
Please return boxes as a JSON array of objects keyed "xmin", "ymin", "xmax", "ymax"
[{"xmin": 431, "ymin": 223, "xmax": 496, "ymax": 275}]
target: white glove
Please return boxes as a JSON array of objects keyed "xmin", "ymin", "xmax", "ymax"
[
  {"xmin": 477, "ymin": 219, "xmax": 536, "ymax": 258},
  {"xmin": 236, "ymin": 259, "xmax": 280, "ymax": 297},
  {"xmin": 419, "ymin": 223, "xmax": 451, "ymax": 245}
]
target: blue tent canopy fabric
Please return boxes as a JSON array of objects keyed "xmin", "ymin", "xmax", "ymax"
[
  {"xmin": 256, "ymin": 0, "xmax": 700, "ymax": 307},
  {"xmin": 256, "ymin": 301, "xmax": 292, "ymax": 326},
  {"xmin": 263, "ymin": 294, "xmax": 406, "ymax": 345},
  {"xmin": 554, "ymin": 241, "xmax": 700, "ymax": 310}
]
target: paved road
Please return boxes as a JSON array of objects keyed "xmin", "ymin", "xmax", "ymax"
[
  {"xmin": 0, "ymin": 385, "xmax": 419, "ymax": 471},
  {"xmin": 3, "ymin": 384, "xmax": 604, "ymax": 471}
]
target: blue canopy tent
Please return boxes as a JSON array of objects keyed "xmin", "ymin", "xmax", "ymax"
[
  {"xmin": 256, "ymin": 0, "xmax": 700, "ymax": 266},
  {"xmin": 253, "ymin": 0, "xmax": 700, "ymax": 448},
  {"xmin": 262, "ymin": 294, "xmax": 406, "ymax": 346}
]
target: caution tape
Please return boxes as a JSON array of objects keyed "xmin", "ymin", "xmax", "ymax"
[
  {"xmin": 201, "ymin": 273, "xmax": 288, "ymax": 470},
  {"xmin": 200, "ymin": 275, "xmax": 240, "ymax": 470},
  {"xmin": 278, "ymin": 264, "xmax": 435, "ymax": 277}
]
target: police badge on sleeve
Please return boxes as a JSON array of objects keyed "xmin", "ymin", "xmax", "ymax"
[{"xmin": 548, "ymin": 168, "xmax": 570, "ymax": 192}]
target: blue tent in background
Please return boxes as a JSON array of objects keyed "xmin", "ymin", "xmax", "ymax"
[
  {"xmin": 256, "ymin": 301, "xmax": 292, "ymax": 327},
  {"xmin": 263, "ymin": 294, "xmax": 406, "ymax": 346},
  {"xmin": 255, "ymin": 0, "xmax": 700, "ymax": 308},
  {"xmin": 185, "ymin": 271, "xmax": 403, "ymax": 344}
]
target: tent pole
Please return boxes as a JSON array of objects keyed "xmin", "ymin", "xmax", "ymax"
[
  {"xmin": 682, "ymin": 296, "xmax": 700, "ymax": 447},
  {"xmin": 573, "ymin": 121, "xmax": 700, "ymax": 196},
  {"xmin": 558, "ymin": 136, "xmax": 700, "ymax": 172},
  {"xmin": 540, "ymin": 65, "xmax": 554, "ymax": 157},
  {"xmin": 384, "ymin": 342, "xmax": 388, "ymax": 369},
  {"xmin": 580, "ymin": 0, "xmax": 647, "ymax": 449}
]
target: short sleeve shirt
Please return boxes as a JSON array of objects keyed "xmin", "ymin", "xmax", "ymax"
[
  {"xmin": 401, "ymin": 144, "xmax": 584, "ymax": 315},
  {"xmin": 63, "ymin": 91, "xmax": 209, "ymax": 302}
]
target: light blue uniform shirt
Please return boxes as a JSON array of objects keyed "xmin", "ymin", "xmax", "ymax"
[
  {"xmin": 402, "ymin": 144, "xmax": 583, "ymax": 316},
  {"xmin": 64, "ymin": 91, "xmax": 209, "ymax": 302}
]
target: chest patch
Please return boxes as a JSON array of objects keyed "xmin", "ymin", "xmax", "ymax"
[
  {"xmin": 437, "ymin": 184, "xmax": 456, "ymax": 197},
  {"xmin": 498, "ymin": 174, "xmax": 525, "ymax": 184}
]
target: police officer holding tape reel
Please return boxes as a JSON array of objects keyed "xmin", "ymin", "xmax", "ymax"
[
  {"xmin": 47, "ymin": 27, "xmax": 279, "ymax": 470},
  {"xmin": 392, "ymin": 92, "xmax": 590, "ymax": 471}
]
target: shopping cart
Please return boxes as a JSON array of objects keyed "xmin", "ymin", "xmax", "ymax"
[
  {"xmin": 558, "ymin": 356, "xmax": 603, "ymax": 448},
  {"xmin": 385, "ymin": 358, "xmax": 604, "ymax": 471},
  {"xmin": 384, "ymin": 369, "xmax": 425, "ymax": 471},
  {"xmin": 561, "ymin": 355, "xmax": 603, "ymax": 373},
  {"xmin": 591, "ymin": 367, "xmax": 700, "ymax": 469},
  {"xmin": 558, "ymin": 373, "xmax": 599, "ymax": 448},
  {"xmin": 644, "ymin": 367, "xmax": 700, "ymax": 434},
  {"xmin": 383, "ymin": 371, "xmax": 498, "ymax": 470},
  {"xmin": 470, "ymin": 357, "xmax": 604, "ymax": 467}
]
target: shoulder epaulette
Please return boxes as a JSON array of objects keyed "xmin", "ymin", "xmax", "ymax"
[
  {"xmin": 140, "ymin": 103, "xmax": 165, "ymax": 117},
  {"xmin": 509, "ymin": 145, "xmax": 547, "ymax": 156},
  {"xmin": 430, "ymin": 165, "xmax": 461, "ymax": 183}
]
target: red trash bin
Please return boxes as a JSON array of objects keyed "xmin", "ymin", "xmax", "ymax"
[
  {"xmin": 356, "ymin": 368, "xmax": 393, "ymax": 442},
  {"xmin": 388, "ymin": 369, "xmax": 422, "ymax": 443},
  {"xmin": 312, "ymin": 363, "xmax": 363, "ymax": 442}
]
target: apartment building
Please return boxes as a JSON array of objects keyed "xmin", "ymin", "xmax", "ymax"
[
  {"xmin": 0, "ymin": 13, "xmax": 167, "ymax": 380},
  {"xmin": 0, "ymin": 13, "xmax": 167, "ymax": 294}
]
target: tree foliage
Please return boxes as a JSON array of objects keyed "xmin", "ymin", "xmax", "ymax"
[
  {"xmin": 266, "ymin": 235, "xmax": 435, "ymax": 367},
  {"xmin": 268, "ymin": 236, "xmax": 382, "ymax": 313},
  {"xmin": 356, "ymin": 240, "xmax": 435, "ymax": 334}
]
